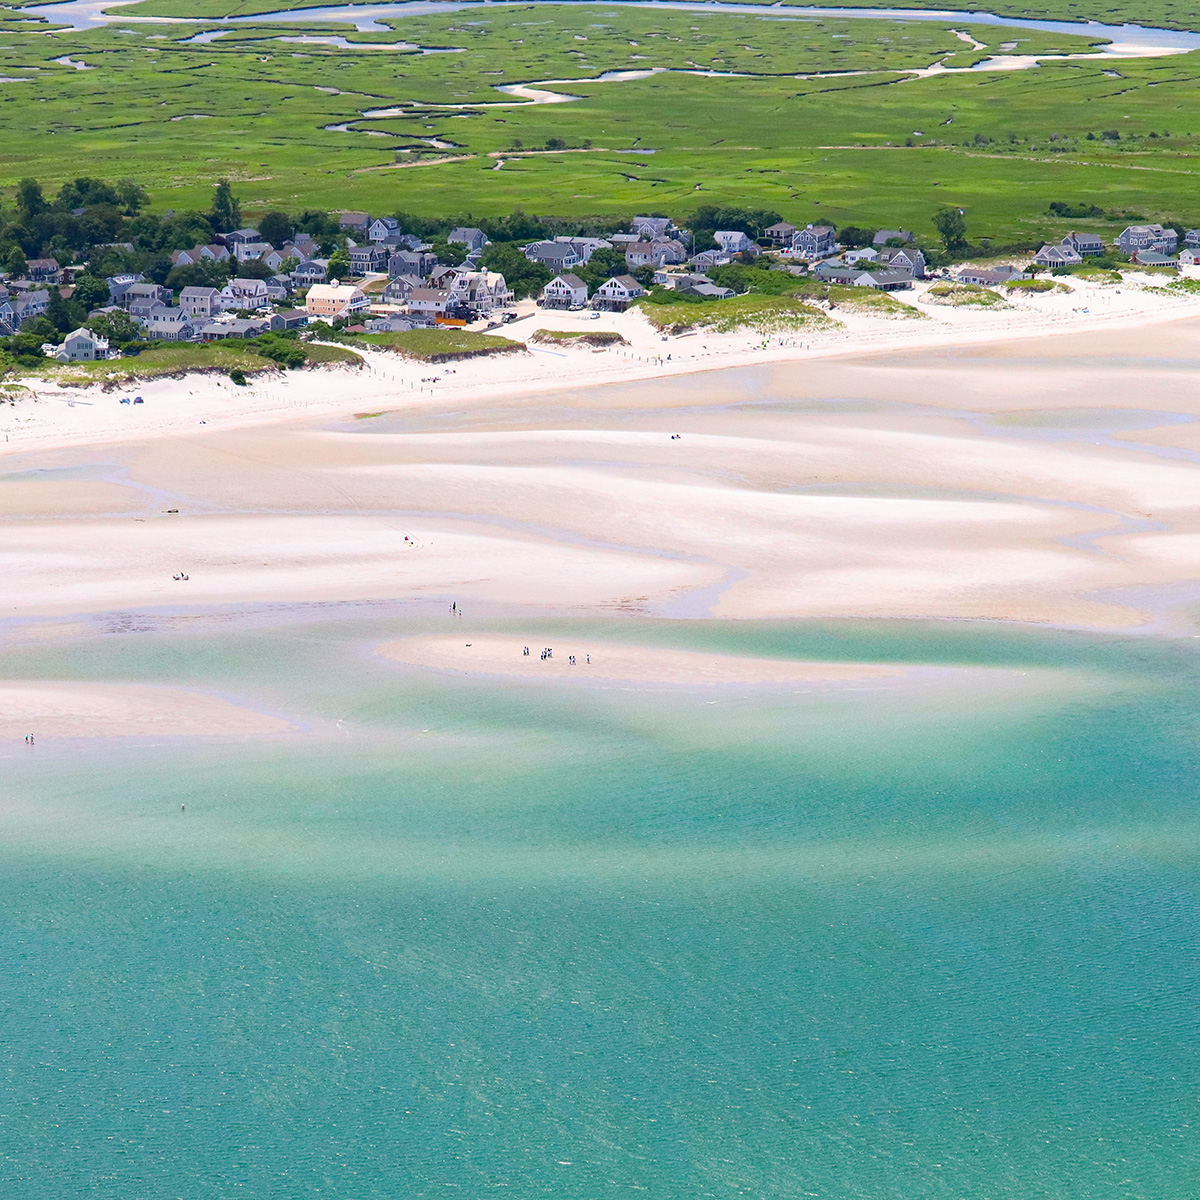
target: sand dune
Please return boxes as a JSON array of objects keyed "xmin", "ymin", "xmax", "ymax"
[{"xmin": 0, "ymin": 681, "xmax": 292, "ymax": 739}]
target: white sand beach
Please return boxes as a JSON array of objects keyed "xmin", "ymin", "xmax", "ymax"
[
  {"xmin": 4, "ymin": 274, "xmax": 1200, "ymax": 636},
  {"xmin": 0, "ymin": 681, "xmax": 292, "ymax": 739}
]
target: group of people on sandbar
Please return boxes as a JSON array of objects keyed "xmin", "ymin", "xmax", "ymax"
[{"xmin": 524, "ymin": 646, "xmax": 590, "ymax": 665}]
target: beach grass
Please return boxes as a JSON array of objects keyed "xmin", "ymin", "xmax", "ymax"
[
  {"xmin": 925, "ymin": 281, "xmax": 1009, "ymax": 307},
  {"xmin": 355, "ymin": 329, "xmax": 525, "ymax": 360},
  {"xmin": 531, "ymin": 329, "xmax": 627, "ymax": 345},
  {"xmin": 639, "ymin": 293, "xmax": 830, "ymax": 333}
]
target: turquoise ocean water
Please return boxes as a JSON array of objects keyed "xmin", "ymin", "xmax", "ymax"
[{"xmin": 1, "ymin": 612, "xmax": 1198, "ymax": 1197}]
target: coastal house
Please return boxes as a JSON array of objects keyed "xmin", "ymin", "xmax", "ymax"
[
  {"xmin": 654, "ymin": 238, "xmax": 690, "ymax": 265},
  {"xmin": 1062, "ymin": 231, "xmax": 1105, "ymax": 256},
  {"xmin": 631, "ymin": 216, "xmax": 674, "ymax": 240},
  {"xmin": 448, "ymin": 270, "xmax": 513, "ymax": 313},
  {"xmin": 382, "ymin": 275, "xmax": 421, "ymax": 304},
  {"xmin": 282, "ymin": 238, "xmax": 317, "ymax": 262},
  {"xmin": 221, "ymin": 228, "xmax": 262, "ymax": 247},
  {"xmin": 388, "ymin": 250, "xmax": 436, "ymax": 279},
  {"xmin": 525, "ymin": 241, "xmax": 583, "ymax": 271},
  {"xmin": 180, "ymin": 286, "xmax": 222, "ymax": 318},
  {"xmin": 10, "ymin": 289, "xmax": 50, "ymax": 324},
  {"xmin": 198, "ymin": 316, "xmax": 272, "ymax": 340},
  {"xmin": 1179, "ymin": 248, "xmax": 1200, "ymax": 266},
  {"xmin": 625, "ymin": 241, "xmax": 666, "ymax": 269},
  {"xmin": 713, "ymin": 231, "xmax": 754, "ymax": 254},
  {"xmin": 51, "ymin": 327, "xmax": 109, "ymax": 362},
  {"xmin": 306, "ymin": 282, "xmax": 369, "ymax": 319},
  {"xmin": 349, "ymin": 244, "xmax": 388, "ymax": 274},
  {"xmin": 1033, "ymin": 242, "xmax": 1083, "ymax": 267},
  {"xmin": 592, "ymin": 274, "xmax": 645, "ymax": 312},
  {"xmin": 448, "ymin": 227, "xmax": 488, "ymax": 252},
  {"xmin": 872, "ymin": 229, "xmax": 913, "ymax": 246},
  {"xmin": 555, "ymin": 236, "xmax": 611, "ymax": 262},
  {"xmin": 792, "ymin": 224, "xmax": 837, "ymax": 261},
  {"xmin": 852, "ymin": 269, "xmax": 913, "ymax": 291},
  {"xmin": 143, "ymin": 317, "xmax": 195, "ymax": 342},
  {"xmin": 257, "ymin": 248, "xmax": 289, "ymax": 273},
  {"xmin": 293, "ymin": 259, "xmax": 329, "ymax": 286},
  {"xmin": 765, "ymin": 221, "xmax": 797, "ymax": 246},
  {"xmin": 0, "ymin": 298, "xmax": 14, "ymax": 335},
  {"xmin": 813, "ymin": 261, "xmax": 863, "ymax": 285},
  {"xmin": 682, "ymin": 281, "xmax": 736, "ymax": 299},
  {"xmin": 368, "ymin": 217, "xmax": 401, "ymax": 242},
  {"xmin": 337, "ymin": 211, "xmax": 371, "ymax": 234},
  {"xmin": 1185, "ymin": 230, "xmax": 1200, "ymax": 249},
  {"xmin": 875, "ymin": 246, "xmax": 926, "ymax": 278},
  {"xmin": 407, "ymin": 287, "xmax": 453, "ymax": 316},
  {"xmin": 540, "ymin": 273, "xmax": 589, "ymax": 309},
  {"xmin": 1131, "ymin": 249, "xmax": 1179, "ymax": 269},
  {"xmin": 115, "ymin": 281, "xmax": 170, "ymax": 310},
  {"xmin": 233, "ymin": 241, "xmax": 272, "ymax": 264},
  {"xmin": 26, "ymin": 258, "xmax": 61, "ymax": 282},
  {"xmin": 170, "ymin": 246, "xmax": 205, "ymax": 268},
  {"xmin": 1116, "ymin": 224, "xmax": 1178, "ymax": 255},
  {"xmin": 220, "ymin": 277, "xmax": 270, "ymax": 309},
  {"xmin": 268, "ymin": 310, "xmax": 309, "ymax": 331},
  {"xmin": 365, "ymin": 315, "xmax": 417, "ymax": 333},
  {"xmin": 956, "ymin": 265, "xmax": 1029, "ymax": 286},
  {"xmin": 688, "ymin": 249, "xmax": 732, "ymax": 271},
  {"xmin": 843, "ymin": 247, "xmax": 879, "ymax": 265}
]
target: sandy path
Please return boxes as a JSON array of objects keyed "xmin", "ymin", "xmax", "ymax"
[{"xmin": 0, "ymin": 681, "xmax": 292, "ymax": 739}]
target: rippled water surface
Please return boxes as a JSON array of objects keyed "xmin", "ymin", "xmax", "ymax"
[{"xmin": 2, "ymin": 614, "xmax": 1199, "ymax": 1197}]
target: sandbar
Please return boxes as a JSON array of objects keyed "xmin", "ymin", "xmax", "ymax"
[
  {"xmin": 0, "ymin": 680, "xmax": 292, "ymax": 739},
  {"xmin": 379, "ymin": 634, "xmax": 905, "ymax": 686}
]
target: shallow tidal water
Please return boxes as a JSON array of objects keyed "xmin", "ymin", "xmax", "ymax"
[{"xmin": 1, "ymin": 613, "xmax": 1199, "ymax": 1197}]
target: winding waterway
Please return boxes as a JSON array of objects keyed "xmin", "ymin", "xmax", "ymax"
[{"xmin": 22, "ymin": 0, "xmax": 1200, "ymax": 57}]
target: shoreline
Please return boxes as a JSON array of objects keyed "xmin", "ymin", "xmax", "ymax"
[
  {"xmin": 5, "ymin": 275, "xmax": 1200, "ymax": 458},
  {"xmin": 5, "ymin": 276, "xmax": 1200, "ymax": 637}
]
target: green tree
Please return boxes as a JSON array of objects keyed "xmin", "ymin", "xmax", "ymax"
[
  {"xmin": 578, "ymin": 246, "xmax": 628, "ymax": 290},
  {"xmin": 258, "ymin": 211, "xmax": 293, "ymax": 246},
  {"xmin": 478, "ymin": 243, "xmax": 551, "ymax": 299},
  {"xmin": 838, "ymin": 225, "xmax": 874, "ymax": 249},
  {"xmin": 0, "ymin": 346, "xmax": 17, "ymax": 376},
  {"xmin": 932, "ymin": 207, "xmax": 968, "ymax": 252},
  {"xmin": 15, "ymin": 179, "xmax": 47, "ymax": 221},
  {"xmin": 72, "ymin": 274, "xmax": 111, "ymax": 312},
  {"xmin": 236, "ymin": 257, "xmax": 275, "ymax": 280},
  {"xmin": 165, "ymin": 259, "xmax": 229, "ymax": 292},
  {"xmin": 5, "ymin": 245, "xmax": 28, "ymax": 278},
  {"xmin": 86, "ymin": 309, "xmax": 141, "ymax": 346},
  {"xmin": 20, "ymin": 315, "xmax": 57, "ymax": 341},
  {"xmin": 116, "ymin": 179, "xmax": 149, "ymax": 216},
  {"xmin": 45, "ymin": 289, "xmax": 80, "ymax": 333},
  {"xmin": 327, "ymin": 247, "xmax": 352, "ymax": 279},
  {"xmin": 209, "ymin": 180, "xmax": 241, "ymax": 234}
]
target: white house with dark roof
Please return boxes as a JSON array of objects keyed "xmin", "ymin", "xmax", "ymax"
[
  {"xmin": 540, "ymin": 273, "xmax": 589, "ymax": 309},
  {"xmin": 50, "ymin": 327, "xmax": 110, "ymax": 362},
  {"xmin": 713, "ymin": 231, "xmax": 754, "ymax": 254},
  {"xmin": 592, "ymin": 275, "xmax": 645, "ymax": 311}
]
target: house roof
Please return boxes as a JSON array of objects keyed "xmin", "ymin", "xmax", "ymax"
[
  {"xmin": 554, "ymin": 273, "xmax": 587, "ymax": 289},
  {"xmin": 308, "ymin": 283, "xmax": 365, "ymax": 300}
]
